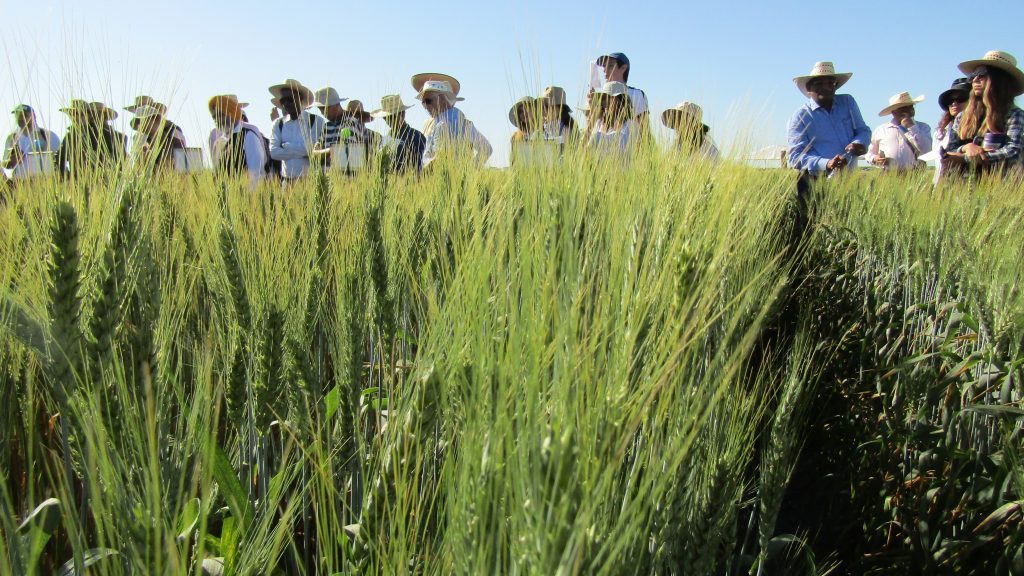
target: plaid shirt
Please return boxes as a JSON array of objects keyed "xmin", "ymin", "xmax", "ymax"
[{"xmin": 947, "ymin": 106, "xmax": 1023, "ymax": 169}]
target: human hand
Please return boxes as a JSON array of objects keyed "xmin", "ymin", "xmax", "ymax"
[
  {"xmin": 827, "ymin": 154, "xmax": 849, "ymax": 171},
  {"xmin": 846, "ymin": 143, "xmax": 866, "ymax": 156},
  {"xmin": 900, "ymin": 116, "xmax": 915, "ymax": 129},
  {"xmin": 870, "ymin": 156, "xmax": 890, "ymax": 167},
  {"xmin": 961, "ymin": 143, "xmax": 986, "ymax": 162},
  {"xmin": 9, "ymin": 145, "xmax": 24, "ymax": 166},
  {"xmin": 270, "ymin": 108, "xmax": 280, "ymax": 122}
]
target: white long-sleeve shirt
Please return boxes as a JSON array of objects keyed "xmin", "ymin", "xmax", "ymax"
[
  {"xmin": 422, "ymin": 107, "xmax": 492, "ymax": 167},
  {"xmin": 269, "ymin": 111, "xmax": 324, "ymax": 179},
  {"xmin": 209, "ymin": 121, "xmax": 266, "ymax": 184},
  {"xmin": 866, "ymin": 120, "xmax": 933, "ymax": 170}
]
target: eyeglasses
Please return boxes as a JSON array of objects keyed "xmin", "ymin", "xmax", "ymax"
[
  {"xmin": 951, "ymin": 96, "xmax": 969, "ymax": 104},
  {"xmin": 422, "ymin": 97, "xmax": 436, "ymax": 105},
  {"xmin": 969, "ymin": 66, "xmax": 990, "ymax": 81}
]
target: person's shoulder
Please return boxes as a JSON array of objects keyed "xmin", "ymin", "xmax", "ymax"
[
  {"xmin": 788, "ymin": 102, "xmax": 813, "ymax": 122},
  {"xmin": 836, "ymin": 93, "xmax": 862, "ymax": 107}
]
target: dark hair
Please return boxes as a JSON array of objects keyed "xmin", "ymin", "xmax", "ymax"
[
  {"xmin": 559, "ymin": 105, "xmax": 577, "ymax": 133},
  {"xmin": 622, "ymin": 63, "xmax": 630, "ymax": 83},
  {"xmin": 675, "ymin": 125, "xmax": 708, "ymax": 153}
]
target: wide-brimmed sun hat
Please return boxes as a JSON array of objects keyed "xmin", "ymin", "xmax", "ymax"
[
  {"xmin": 580, "ymin": 81, "xmax": 628, "ymax": 110},
  {"xmin": 878, "ymin": 92, "xmax": 925, "ymax": 116},
  {"xmin": 208, "ymin": 94, "xmax": 244, "ymax": 122},
  {"xmin": 538, "ymin": 86, "xmax": 569, "ymax": 109},
  {"xmin": 957, "ymin": 50, "xmax": 1024, "ymax": 96},
  {"xmin": 938, "ymin": 78, "xmax": 971, "ymax": 109},
  {"xmin": 414, "ymin": 80, "xmax": 465, "ymax": 104},
  {"xmin": 508, "ymin": 97, "xmax": 537, "ymax": 128},
  {"xmin": 346, "ymin": 100, "xmax": 373, "ymax": 123},
  {"xmin": 371, "ymin": 94, "xmax": 414, "ymax": 118},
  {"xmin": 125, "ymin": 95, "xmax": 167, "ymax": 115},
  {"xmin": 132, "ymin": 104, "xmax": 163, "ymax": 119},
  {"xmin": 61, "ymin": 100, "xmax": 118, "ymax": 122},
  {"xmin": 268, "ymin": 79, "xmax": 314, "ymax": 106},
  {"xmin": 411, "ymin": 73, "xmax": 462, "ymax": 97},
  {"xmin": 793, "ymin": 61, "xmax": 853, "ymax": 97},
  {"xmin": 661, "ymin": 101, "xmax": 708, "ymax": 130},
  {"xmin": 312, "ymin": 87, "xmax": 347, "ymax": 108}
]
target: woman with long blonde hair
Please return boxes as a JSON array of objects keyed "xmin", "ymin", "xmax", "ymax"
[{"xmin": 944, "ymin": 51, "xmax": 1024, "ymax": 176}]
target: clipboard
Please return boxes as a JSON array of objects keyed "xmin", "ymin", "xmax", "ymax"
[
  {"xmin": 331, "ymin": 142, "xmax": 367, "ymax": 172},
  {"xmin": 23, "ymin": 152, "xmax": 55, "ymax": 176},
  {"xmin": 174, "ymin": 148, "xmax": 204, "ymax": 172}
]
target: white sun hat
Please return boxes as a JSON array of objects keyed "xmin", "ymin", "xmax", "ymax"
[
  {"xmin": 371, "ymin": 94, "xmax": 414, "ymax": 118},
  {"xmin": 312, "ymin": 87, "xmax": 347, "ymax": 108},
  {"xmin": 878, "ymin": 92, "xmax": 926, "ymax": 116},
  {"xmin": 793, "ymin": 61, "xmax": 853, "ymax": 97},
  {"xmin": 579, "ymin": 81, "xmax": 628, "ymax": 110},
  {"xmin": 125, "ymin": 95, "xmax": 167, "ymax": 115},
  {"xmin": 268, "ymin": 79, "xmax": 314, "ymax": 106},
  {"xmin": 661, "ymin": 101, "xmax": 707, "ymax": 129}
]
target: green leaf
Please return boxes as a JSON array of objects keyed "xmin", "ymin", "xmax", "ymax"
[
  {"xmin": 974, "ymin": 501, "xmax": 1021, "ymax": 534},
  {"xmin": 213, "ymin": 445, "xmax": 253, "ymax": 529},
  {"xmin": 57, "ymin": 548, "xmax": 118, "ymax": 575},
  {"xmin": 17, "ymin": 498, "xmax": 62, "ymax": 536},
  {"xmin": 965, "ymin": 405, "xmax": 1024, "ymax": 419},
  {"xmin": 176, "ymin": 498, "xmax": 201, "ymax": 544},
  {"xmin": 324, "ymin": 386, "xmax": 340, "ymax": 420}
]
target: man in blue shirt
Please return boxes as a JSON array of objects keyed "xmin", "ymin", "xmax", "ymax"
[{"xmin": 787, "ymin": 62, "xmax": 870, "ymax": 176}]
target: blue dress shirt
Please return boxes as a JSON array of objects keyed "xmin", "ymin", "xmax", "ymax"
[{"xmin": 787, "ymin": 94, "xmax": 871, "ymax": 175}]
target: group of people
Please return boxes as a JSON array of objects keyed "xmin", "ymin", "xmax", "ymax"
[
  {"xmin": 787, "ymin": 49, "xmax": 1023, "ymax": 183},
  {"xmin": 507, "ymin": 53, "xmax": 719, "ymax": 164},
  {"xmin": 2, "ymin": 49, "xmax": 1021, "ymax": 187}
]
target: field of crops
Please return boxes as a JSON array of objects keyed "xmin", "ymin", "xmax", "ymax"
[{"xmin": 1, "ymin": 152, "xmax": 1022, "ymax": 575}]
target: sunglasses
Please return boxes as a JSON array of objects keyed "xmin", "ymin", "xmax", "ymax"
[
  {"xmin": 422, "ymin": 96, "xmax": 437, "ymax": 105},
  {"xmin": 951, "ymin": 96, "xmax": 969, "ymax": 104},
  {"xmin": 807, "ymin": 79, "xmax": 838, "ymax": 89},
  {"xmin": 969, "ymin": 66, "xmax": 990, "ymax": 81}
]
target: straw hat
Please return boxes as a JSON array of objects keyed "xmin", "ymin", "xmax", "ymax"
[
  {"xmin": 793, "ymin": 62, "xmax": 853, "ymax": 97},
  {"xmin": 580, "ymin": 81, "xmax": 628, "ymax": 110},
  {"xmin": 125, "ymin": 95, "xmax": 167, "ymax": 115},
  {"xmin": 538, "ymin": 86, "xmax": 569, "ymax": 109},
  {"xmin": 371, "ymin": 94, "xmax": 414, "ymax": 118},
  {"xmin": 130, "ymin": 104, "xmax": 164, "ymax": 130},
  {"xmin": 312, "ymin": 87, "xmax": 347, "ymax": 108},
  {"xmin": 508, "ymin": 97, "xmax": 537, "ymax": 128},
  {"xmin": 223, "ymin": 94, "xmax": 249, "ymax": 108},
  {"xmin": 208, "ymin": 95, "xmax": 244, "ymax": 122},
  {"xmin": 346, "ymin": 100, "xmax": 373, "ymax": 123},
  {"xmin": 957, "ymin": 50, "xmax": 1024, "ymax": 96},
  {"xmin": 411, "ymin": 72, "xmax": 462, "ymax": 97},
  {"xmin": 878, "ymin": 92, "xmax": 925, "ymax": 116},
  {"xmin": 938, "ymin": 78, "xmax": 971, "ymax": 109},
  {"xmin": 268, "ymin": 79, "xmax": 314, "ymax": 106},
  {"xmin": 61, "ymin": 100, "xmax": 117, "ymax": 121},
  {"xmin": 661, "ymin": 101, "xmax": 708, "ymax": 130}
]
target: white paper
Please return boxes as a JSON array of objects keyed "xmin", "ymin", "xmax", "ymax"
[{"xmin": 590, "ymin": 60, "xmax": 605, "ymax": 92}]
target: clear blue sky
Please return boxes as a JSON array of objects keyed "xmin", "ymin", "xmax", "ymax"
[{"xmin": 1, "ymin": 0, "xmax": 1021, "ymax": 167}]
